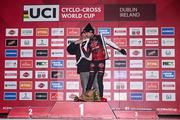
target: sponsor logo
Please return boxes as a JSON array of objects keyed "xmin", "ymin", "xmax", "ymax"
[
  {"xmin": 51, "ymin": 39, "xmax": 64, "ymax": 46},
  {"xmin": 66, "ymin": 60, "xmax": 77, "ymax": 68},
  {"xmin": 114, "ymin": 70, "xmax": 127, "ymax": 79},
  {"xmin": 35, "ymin": 92, "xmax": 48, "ymax": 100},
  {"xmin": 162, "ymin": 71, "xmax": 175, "ymax": 79},
  {"xmin": 50, "ymin": 92, "xmax": 64, "ymax": 101},
  {"xmin": 21, "ymin": 28, "xmax": 33, "ymax": 36},
  {"xmin": 162, "ymin": 82, "xmax": 175, "ymax": 90},
  {"xmin": 98, "ymin": 28, "xmax": 111, "ymax": 36},
  {"xmin": 130, "ymin": 71, "xmax": 143, "ymax": 79},
  {"xmin": 51, "ymin": 81, "xmax": 64, "ymax": 90},
  {"xmin": 4, "ymin": 71, "xmax": 17, "ymax": 79},
  {"xmin": 67, "ymin": 28, "xmax": 80, "ymax": 36},
  {"xmin": 107, "ymin": 49, "xmax": 111, "ymax": 57},
  {"xmin": 145, "ymin": 27, "xmax": 158, "ymax": 36},
  {"xmin": 19, "ymin": 92, "xmax": 32, "ymax": 100},
  {"xmin": 66, "ymin": 70, "xmax": 79, "ymax": 79},
  {"xmin": 20, "ymin": 60, "xmax": 33, "ymax": 68},
  {"xmin": 162, "ymin": 93, "xmax": 176, "ymax": 101},
  {"xmin": 35, "ymin": 71, "xmax": 48, "ymax": 79},
  {"xmin": 51, "ymin": 70, "xmax": 64, "ymax": 79},
  {"xmin": 129, "ymin": 38, "xmax": 143, "ymax": 46},
  {"xmin": 23, "ymin": 5, "xmax": 59, "ymax": 21},
  {"xmin": 36, "ymin": 39, "xmax": 48, "ymax": 47},
  {"xmin": 114, "ymin": 28, "xmax": 127, "ymax": 36},
  {"xmin": 145, "ymin": 38, "xmax": 159, "ymax": 46},
  {"xmin": 162, "ymin": 60, "xmax": 175, "ymax": 68},
  {"xmin": 51, "ymin": 28, "xmax": 64, "ymax": 36},
  {"xmin": 19, "ymin": 81, "xmax": 32, "ymax": 89},
  {"xmin": 156, "ymin": 108, "xmax": 177, "ymax": 112},
  {"xmin": 103, "ymin": 92, "xmax": 111, "ymax": 101},
  {"xmin": 146, "ymin": 93, "xmax": 159, "ymax": 101},
  {"xmin": 145, "ymin": 60, "xmax": 159, "ymax": 68},
  {"xmin": 66, "ymin": 92, "xmax": 79, "ymax": 101},
  {"xmin": 114, "ymin": 82, "xmax": 127, "ymax": 90},
  {"xmin": 130, "ymin": 92, "xmax": 143, "ymax": 101},
  {"xmin": 114, "ymin": 92, "xmax": 127, "ymax": 101},
  {"xmin": 146, "ymin": 71, "xmax": 159, "ymax": 79},
  {"xmin": 130, "ymin": 82, "xmax": 143, "ymax": 90},
  {"xmin": 36, "ymin": 28, "xmax": 49, "ymax": 36},
  {"xmin": 5, "ymin": 49, "xmax": 18, "ymax": 57},
  {"xmin": 161, "ymin": 27, "xmax": 175, "ymax": 36},
  {"xmin": 113, "ymin": 38, "xmax": 127, "ymax": 46},
  {"xmin": 146, "ymin": 82, "xmax": 159, "ymax": 90},
  {"xmin": 20, "ymin": 49, "xmax": 33, "ymax": 57},
  {"xmin": 161, "ymin": 38, "xmax": 175, "ymax": 46},
  {"xmin": 145, "ymin": 49, "xmax": 158, "ymax": 57},
  {"xmin": 6, "ymin": 28, "xmax": 18, "ymax": 36},
  {"xmin": 6, "ymin": 39, "xmax": 18, "ymax": 47},
  {"xmin": 51, "ymin": 60, "xmax": 64, "ymax": 68},
  {"xmin": 66, "ymin": 81, "xmax": 79, "ymax": 90},
  {"xmin": 114, "ymin": 49, "xmax": 127, "ymax": 58},
  {"xmin": 20, "ymin": 70, "xmax": 33, "ymax": 79},
  {"xmin": 36, "ymin": 49, "xmax": 48, "ymax": 57},
  {"xmin": 35, "ymin": 81, "xmax": 48, "ymax": 89},
  {"xmin": 21, "ymin": 39, "xmax": 33, "ymax": 47},
  {"xmin": 105, "ymin": 60, "xmax": 111, "ymax": 68},
  {"xmin": 130, "ymin": 49, "xmax": 143, "ymax": 57},
  {"xmin": 5, "ymin": 60, "xmax": 17, "ymax": 68},
  {"xmin": 104, "ymin": 70, "xmax": 111, "ymax": 79},
  {"xmin": 51, "ymin": 49, "xmax": 64, "ymax": 57},
  {"xmin": 129, "ymin": 27, "xmax": 142, "ymax": 36},
  {"xmin": 4, "ymin": 81, "xmax": 17, "ymax": 89},
  {"xmin": 114, "ymin": 60, "xmax": 126, "ymax": 68},
  {"xmin": 161, "ymin": 49, "xmax": 175, "ymax": 57},
  {"xmin": 66, "ymin": 38, "xmax": 79, "ymax": 46},
  {"xmin": 103, "ymin": 82, "xmax": 111, "ymax": 90},
  {"xmin": 35, "ymin": 60, "xmax": 48, "ymax": 68},
  {"xmin": 4, "ymin": 92, "xmax": 16, "ymax": 100},
  {"xmin": 130, "ymin": 60, "xmax": 143, "ymax": 68}
]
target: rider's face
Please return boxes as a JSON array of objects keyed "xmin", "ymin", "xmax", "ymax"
[{"xmin": 85, "ymin": 32, "xmax": 94, "ymax": 38}]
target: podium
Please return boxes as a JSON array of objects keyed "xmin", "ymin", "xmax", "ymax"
[
  {"xmin": 7, "ymin": 102, "xmax": 115, "ymax": 119},
  {"xmin": 7, "ymin": 102, "xmax": 159, "ymax": 119},
  {"xmin": 48, "ymin": 102, "xmax": 115, "ymax": 119}
]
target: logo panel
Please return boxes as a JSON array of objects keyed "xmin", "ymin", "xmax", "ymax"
[
  {"xmin": 21, "ymin": 39, "xmax": 33, "ymax": 47},
  {"xmin": 21, "ymin": 28, "xmax": 33, "ymax": 36},
  {"xmin": 4, "ymin": 92, "xmax": 17, "ymax": 100},
  {"xmin": 5, "ymin": 60, "xmax": 17, "ymax": 68},
  {"xmin": 23, "ymin": 5, "xmax": 59, "ymax": 21},
  {"xmin": 36, "ymin": 39, "xmax": 48, "ymax": 47},
  {"xmin": 6, "ymin": 39, "xmax": 18, "ymax": 47}
]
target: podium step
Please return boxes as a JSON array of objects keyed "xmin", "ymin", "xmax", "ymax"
[
  {"xmin": 30, "ymin": 107, "xmax": 51, "ymax": 118},
  {"xmin": 8, "ymin": 107, "xmax": 51, "ymax": 119},
  {"xmin": 48, "ymin": 102, "xmax": 115, "ymax": 119},
  {"xmin": 8, "ymin": 107, "xmax": 30, "ymax": 119},
  {"xmin": 114, "ymin": 110, "xmax": 158, "ymax": 119}
]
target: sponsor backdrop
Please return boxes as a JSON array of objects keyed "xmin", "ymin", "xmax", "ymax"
[{"xmin": 0, "ymin": 0, "xmax": 180, "ymax": 114}]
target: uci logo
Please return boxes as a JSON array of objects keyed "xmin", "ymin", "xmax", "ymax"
[{"xmin": 23, "ymin": 5, "xmax": 59, "ymax": 21}]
